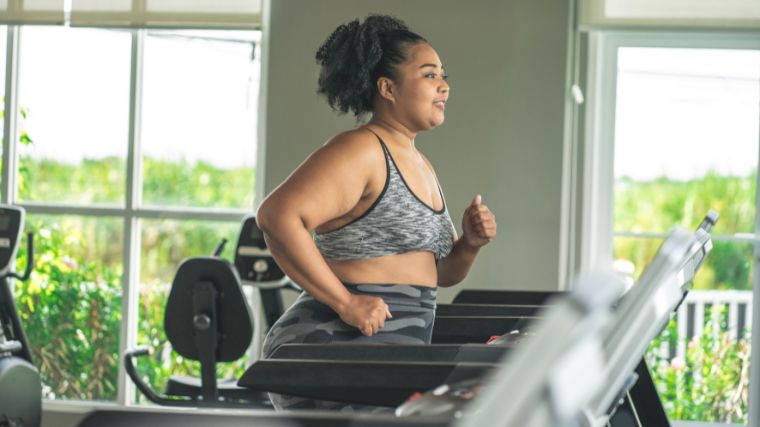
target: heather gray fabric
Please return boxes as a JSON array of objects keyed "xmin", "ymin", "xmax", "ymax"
[
  {"xmin": 261, "ymin": 283, "xmax": 437, "ymax": 411},
  {"xmin": 313, "ymin": 133, "xmax": 456, "ymax": 261}
]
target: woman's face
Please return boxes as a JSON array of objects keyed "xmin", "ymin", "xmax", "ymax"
[{"xmin": 391, "ymin": 42, "xmax": 450, "ymax": 131}]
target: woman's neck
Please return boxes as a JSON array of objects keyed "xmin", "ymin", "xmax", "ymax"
[{"xmin": 367, "ymin": 115, "xmax": 417, "ymax": 149}]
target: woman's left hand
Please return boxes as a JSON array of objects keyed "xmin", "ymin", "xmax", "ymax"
[{"xmin": 461, "ymin": 194, "xmax": 497, "ymax": 249}]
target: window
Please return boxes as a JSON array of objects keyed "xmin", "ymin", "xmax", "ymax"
[
  {"xmin": 17, "ymin": 26, "xmax": 131, "ymax": 206},
  {"xmin": 1, "ymin": 25, "xmax": 7, "ymax": 195},
  {"xmin": 4, "ymin": 26, "xmax": 260, "ymax": 403},
  {"xmin": 141, "ymin": 30, "xmax": 258, "ymax": 209},
  {"xmin": 584, "ymin": 32, "xmax": 760, "ymax": 424}
]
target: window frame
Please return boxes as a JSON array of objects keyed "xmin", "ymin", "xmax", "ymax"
[
  {"xmin": 580, "ymin": 29, "xmax": 760, "ymax": 425},
  {"xmin": 1, "ymin": 25, "xmax": 261, "ymax": 407}
]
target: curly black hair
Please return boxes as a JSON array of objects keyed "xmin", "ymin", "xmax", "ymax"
[{"xmin": 315, "ymin": 15, "xmax": 427, "ymax": 119}]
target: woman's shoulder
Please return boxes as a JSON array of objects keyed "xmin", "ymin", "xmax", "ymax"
[{"xmin": 319, "ymin": 127, "xmax": 384, "ymax": 162}]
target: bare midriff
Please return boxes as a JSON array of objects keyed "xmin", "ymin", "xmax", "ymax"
[{"xmin": 326, "ymin": 251, "xmax": 438, "ymax": 288}]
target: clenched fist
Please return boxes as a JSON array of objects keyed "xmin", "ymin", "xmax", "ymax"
[{"xmin": 461, "ymin": 194, "xmax": 497, "ymax": 248}]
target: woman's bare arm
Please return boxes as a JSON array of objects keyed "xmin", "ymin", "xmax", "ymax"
[{"xmin": 256, "ymin": 131, "xmax": 392, "ymax": 335}]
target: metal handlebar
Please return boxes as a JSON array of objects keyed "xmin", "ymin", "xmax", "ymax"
[{"xmin": 9, "ymin": 232, "xmax": 33, "ymax": 282}]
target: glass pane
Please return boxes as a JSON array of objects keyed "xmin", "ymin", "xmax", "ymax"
[
  {"xmin": 141, "ymin": 30, "xmax": 260, "ymax": 209},
  {"xmin": 614, "ymin": 48, "xmax": 760, "ymax": 235},
  {"xmin": 0, "ymin": 25, "xmax": 6, "ymax": 195},
  {"xmin": 136, "ymin": 218, "xmax": 246, "ymax": 400},
  {"xmin": 14, "ymin": 214, "xmax": 124, "ymax": 401},
  {"xmin": 613, "ymin": 47, "xmax": 759, "ymax": 424},
  {"xmin": 615, "ymin": 237, "xmax": 753, "ymax": 423},
  {"xmin": 17, "ymin": 26, "xmax": 130, "ymax": 205}
]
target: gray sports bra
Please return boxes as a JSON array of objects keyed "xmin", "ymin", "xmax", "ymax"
[{"xmin": 314, "ymin": 133, "xmax": 456, "ymax": 261}]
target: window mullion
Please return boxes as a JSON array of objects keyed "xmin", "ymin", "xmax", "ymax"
[
  {"xmin": 2, "ymin": 26, "xmax": 19, "ymax": 205},
  {"xmin": 581, "ymin": 31, "xmax": 618, "ymax": 272},
  {"xmin": 117, "ymin": 28, "xmax": 144, "ymax": 406}
]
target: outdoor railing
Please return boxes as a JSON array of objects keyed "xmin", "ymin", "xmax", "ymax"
[{"xmin": 655, "ymin": 290, "xmax": 753, "ymax": 359}]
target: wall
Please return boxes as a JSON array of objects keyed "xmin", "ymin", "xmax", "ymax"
[{"xmin": 263, "ymin": 0, "xmax": 573, "ymax": 301}]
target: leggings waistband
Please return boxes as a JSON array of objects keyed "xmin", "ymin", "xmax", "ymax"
[{"xmin": 341, "ymin": 282, "xmax": 437, "ymax": 310}]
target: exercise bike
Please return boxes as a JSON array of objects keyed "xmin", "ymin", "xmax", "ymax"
[
  {"xmin": 0, "ymin": 206, "xmax": 39, "ymax": 427},
  {"xmin": 124, "ymin": 214, "xmax": 297, "ymax": 407}
]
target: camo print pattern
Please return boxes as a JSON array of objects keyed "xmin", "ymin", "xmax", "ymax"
[
  {"xmin": 313, "ymin": 134, "xmax": 456, "ymax": 261},
  {"xmin": 261, "ymin": 283, "xmax": 437, "ymax": 411}
]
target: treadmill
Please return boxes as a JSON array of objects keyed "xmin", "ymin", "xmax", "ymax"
[
  {"xmin": 94, "ymin": 212, "xmax": 715, "ymax": 427},
  {"xmin": 77, "ymin": 258, "xmax": 628, "ymax": 427},
  {"xmin": 237, "ymin": 213, "xmax": 716, "ymax": 415},
  {"xmin": 453, "ymin": 226, "xmax": 706, "ymax": 427}
]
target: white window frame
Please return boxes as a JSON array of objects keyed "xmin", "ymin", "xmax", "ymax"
[
  {"xmin": 581, "ymin": 29, "xmax": 760, "ymax": 426},
  {"xmin": 2, "ymin": 25, "xmax": 262, "ymax": 409}
]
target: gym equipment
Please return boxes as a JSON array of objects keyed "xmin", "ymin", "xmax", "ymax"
[
  {"xmin": 581, "ymin": 214, "xmax": 717, "ymax": 426},
  {"xmin": 124, "ymin": 214, "xmax": 541, "ymax": 408},
  {"xmin": 400, "ymin": 214, "xmax": 718, "ymax": 426},
  {"xmin": 451, "ymin": 289, "xmax": 562, "ymax": 305},
  {"xmin": 124, "ymin": 239, "xmax": 269, "ymax": 407},
  {"xmin": 431, "ymin": 315, "xmax": 535, "ymax": 344},
  {"xmin": 76, "ymin": 262, "xmax": 629, "ymax": 427},
  {"xmin": 0, "ymin": 205, "xmax": 39, "ymax": 427},
  {"xmin": 123, "ymin": 213, "xmax": 314, "ymax": 407},
  {"xmin": 413, "ymin": 270, "xmax": 627, "ymax": 426},
  {"xmin": 78, "ymin": 407, "xmax": 451, "ymax": 427},
  {"xmin": 238, "ymin": 212, "xmax": 717, "ymax": 421}
]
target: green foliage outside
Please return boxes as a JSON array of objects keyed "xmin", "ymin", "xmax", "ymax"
[
  {"xmin": 615, "ymin": 238, "xmax": 753, "ymax": 292},
  {"xmin": 14, "ymin": 216, "xmax": 123, "ymax": 400},
  {"xmin": 615, "ymin": 173, "xmax": 755, "ymax": 423},
  {"xmin": 647, "ymin": 315, "xmax": 751, "ymax": 423},
  {"xmin": 18, "ymin": 154, "xmax": 255, "ymax": 209},
  {"xmin": 142, "ymin": 157, "xmax": 255, "ymax": 209},
  {"xmin": 615, "ymin": 172, "xmax": 757, "ymax": 235}
]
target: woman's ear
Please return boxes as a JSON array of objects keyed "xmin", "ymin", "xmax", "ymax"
[{"xmin": 376, "ymin": 77, "xmax": 396, "ymax": 103}]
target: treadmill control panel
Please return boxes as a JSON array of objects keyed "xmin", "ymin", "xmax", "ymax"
[
  {"xmin": 234, "ymin": 215, "xmax": 285, "ymax": 282},
  {"xmin": 0, "ymin": 207, "xmax": 24, "ymax": 276}
]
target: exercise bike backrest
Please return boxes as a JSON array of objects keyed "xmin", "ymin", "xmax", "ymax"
[{"xmin": 164, "ymin": 238, "xmax": 253, "ymax": 364}]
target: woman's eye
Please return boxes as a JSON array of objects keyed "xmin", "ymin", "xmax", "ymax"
[
  {"xmin": 426, "ymin": 73, "xmax": 437, "ymax": 79},
  {"xmin": 442, "ymin": 75, "xmax": 449, "ymax": 81}
]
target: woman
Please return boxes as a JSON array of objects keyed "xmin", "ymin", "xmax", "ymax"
[{"xmin": 257, "ymin": 14, "xmax": 497, "ymax": 364}]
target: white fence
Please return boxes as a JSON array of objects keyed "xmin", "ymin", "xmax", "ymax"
[{"xmin": 657, "ymin": 290, "xmax": 753, "ymax": 360}]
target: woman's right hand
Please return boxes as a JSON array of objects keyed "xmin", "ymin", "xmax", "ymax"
[{"xmin": 338, "ymin": 294, "xmax": 393, "ymax": 336}]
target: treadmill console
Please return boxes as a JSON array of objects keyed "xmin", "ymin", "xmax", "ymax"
[
  {"xmin": 0, "ymin": 206, "xmax": 24, "ymax": 277},
  {"xmin": 234, "ymin": 215, "xmax": 285, "ymax": 283}
]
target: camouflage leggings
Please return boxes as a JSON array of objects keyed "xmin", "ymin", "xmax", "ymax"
[{"xmin": 261, "ymin": 283, "xmax": 437, "ymax": 410}]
